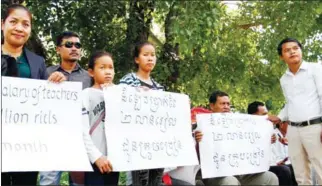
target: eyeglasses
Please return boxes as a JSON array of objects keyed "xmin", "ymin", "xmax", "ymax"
[{"xmin": 61, "ymin": 41, "xmax": 82, "ymax": 49}]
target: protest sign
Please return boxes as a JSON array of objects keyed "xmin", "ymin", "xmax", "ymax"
[
  {"xmin": 197, "ymin": 113, "xmax": 272, "ymax": 178},
  {"xmin": 104, "ymin": 85, "xmax": 199, "ymax": 171},
  {"xmin": 1, "ymin": 77, "xmax": 92, "ymax": 172}
]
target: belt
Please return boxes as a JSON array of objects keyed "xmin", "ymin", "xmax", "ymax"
[{"xmin": 290, "ymin": 117, "xmax": 322, "ymax": 127}]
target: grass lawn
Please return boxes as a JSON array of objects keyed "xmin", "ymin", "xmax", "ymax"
[{"xmin": 38, "ymin": 172, "xmax": 127, "ymax": 185}]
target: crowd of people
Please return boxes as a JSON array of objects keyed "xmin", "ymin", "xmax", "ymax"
[{"xmin": 1, "ymin": 4, "xmax": 322, "ymax": 186}]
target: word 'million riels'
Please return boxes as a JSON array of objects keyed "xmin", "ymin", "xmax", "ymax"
[
  {"xmin": 2, "ymin": 108, "xmax": 57, "ymax": 125},
  {"xmin": 122, "ymin": 137, "xmax": 182, "ymax": 163},
  {"xmin": 121, "ymin": 86, "xmax": 177, "ymax": 112},
  {"xmin": 212, "ymin": 131, "xmax": 261, "ymax": 144},
  {"xmin": 2, "ymin": 84, "xmax": 78, "ymax": 106},
  {"xmin": 121, "ymin": 111, "xmax": 177, "ymax": 132}
]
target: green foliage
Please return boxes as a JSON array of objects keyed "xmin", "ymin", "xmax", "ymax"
[
  {"xmin": 25, "ymin": 0, "xmax": 128, "ymax": 80},
  {"xmin": 3, "ymin": 0, "xmax": 321, "ymax": 114}
]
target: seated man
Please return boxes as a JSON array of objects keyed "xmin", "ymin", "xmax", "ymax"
[
  {"xmin": 194, "ymin": 91, "xmax": 278, "ymax": 186},
  {"xmin": 247, "ymin": 101, "xmax": 297, "ymax": 185},
  {"xmin": 273, "ymin": 121, "xmax": 297, "ymax": 186}
]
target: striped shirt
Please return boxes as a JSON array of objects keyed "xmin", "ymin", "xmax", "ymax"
[{"xmin": 119, "ymin": 72, "xmax": 164, "ymax": 90}]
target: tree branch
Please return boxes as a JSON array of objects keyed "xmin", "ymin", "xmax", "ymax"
[{"xmin": 237, "ymin": 22, "xmax": 262, "ymax": 29}]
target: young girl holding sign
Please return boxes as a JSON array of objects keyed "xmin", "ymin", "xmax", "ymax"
[
  {"xmin": 81, "ymin": 51, "xmax": 119, "ymax": 185},
  {"xmin": 119, "ymin": 42, "xmax": 164, "ymax": 185}
]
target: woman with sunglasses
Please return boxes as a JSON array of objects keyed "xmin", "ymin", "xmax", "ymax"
[{"xmin": 1, "ymin": 4, "xmax": 65, "ymax": 186}]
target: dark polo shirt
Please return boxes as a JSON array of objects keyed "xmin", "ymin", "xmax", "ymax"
[{"xmin": 47, "ymin": 63, "xmax": 91, "ymax": 89}]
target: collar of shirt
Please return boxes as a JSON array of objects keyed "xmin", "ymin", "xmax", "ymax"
[
  {"xmin": 130, "ymin": 72, "xmax": 164, "ymax": 90},
  {"xmin": 285, "ymin": 61, "xmax": 308, "ymax": 76}
]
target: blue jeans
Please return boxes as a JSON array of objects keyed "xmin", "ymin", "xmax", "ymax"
[{"xmin": 39, "ymin": 171, "xmax": 80, "ymax": 186}]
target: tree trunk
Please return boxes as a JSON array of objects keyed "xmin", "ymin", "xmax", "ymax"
[
  {"xmin": 161, "ymin": 1, "xmax": 180, "ymax": 91},
  {"xmin": 120, "ymin": 0, "xmax": 155, "ymax": 72}
]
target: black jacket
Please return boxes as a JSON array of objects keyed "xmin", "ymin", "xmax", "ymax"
[{"xmin": 1, "ymin": 48, "xmax": 48, "ymax": 80}]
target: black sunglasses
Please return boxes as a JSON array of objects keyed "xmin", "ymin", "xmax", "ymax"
[{"xmin": 61, "ymin": 41, "xmax": 82, "ymax": 49}]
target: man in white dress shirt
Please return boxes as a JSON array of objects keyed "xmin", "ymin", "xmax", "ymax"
[{"xmin": 268, "ymin": 38, "xmax": 322, "ymax": 185}]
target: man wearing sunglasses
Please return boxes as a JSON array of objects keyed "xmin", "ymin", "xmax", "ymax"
[
  {"xmin": 46, "ymin": 31, "xmax": 91, "ymax": 89},
  {"xmin": 39, "ymin": 31, "xmax": 91, "ymax": 186}
]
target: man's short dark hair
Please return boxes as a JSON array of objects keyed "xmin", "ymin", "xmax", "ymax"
[
  {"xmin": 56, "ymin": 31, "xmax": 80, "ymax": 46},
  {"xmin": 209, "ymin": 90, "xmax": 229, "ymax": 104},
  {"xmin": 277, "ymin": 37, "xmax": 303, "ymax": 56},
  {"xmin": 247, "ymin": 101, "xmax": 265, "ymax": 114}
]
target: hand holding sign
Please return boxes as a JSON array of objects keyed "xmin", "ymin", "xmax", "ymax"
[
  {"xmin": 195, "ymin": 131, "xmax": 203, "ymax": 143},
  {"xmin": 95, "ymin": 156, "xmax": 113, "ymax": 174},
  {"xmin": 267, "ymin": 115, "xmax": 281, "ymax": 124},
  {"xmin": 100, "ymin": 83, "xmax": 115, "ymax": 89},
  {"xmin": 135, "ymin": 86, "xmax": 150, "ymax": 92},
  {"xmin": 48, "ymin": 71, "xmax": 66, "ymax": 83}
]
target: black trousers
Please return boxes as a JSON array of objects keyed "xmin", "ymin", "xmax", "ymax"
[
  {"xmin": 1, "ymin": 172, "xmax": 38, "ymax": 186},
  {"xmin": 84, "ymin": 164, "xmax": 119, "ymax": 186},
  {"xmin": 131, "ymin": 168, "xmax": 164, "ymax": 186},
  {"xmin": 269, "ymin": 164, "xmax": 297, "ymax": 186}
]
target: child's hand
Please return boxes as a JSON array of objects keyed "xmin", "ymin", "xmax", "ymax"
[
  {"xmin": 94, "ymin": 156, "xmax": 113, "ymax": 174},
  {"xmin": 100, "ymin": 83, "xmax": 114, "ymax": 89},
  {"xmin": 135, "ymin": 86, "xmax": 150, "ymax": 92}
]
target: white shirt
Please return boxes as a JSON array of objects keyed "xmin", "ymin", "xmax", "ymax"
[
  {"xmin": 270, "ymin": 129, "xmax": 290, "ymax": 166},
  {"xmin": 82, "ymin": 88, "xmax": 107, "ymax": 163},
  {"xmin": 278, "ymin": 62, "xmax": 322, "ymax": 122},
  {"xmin": 164, "ymin": 165, "xmax": 201, "ymax": 185}
]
